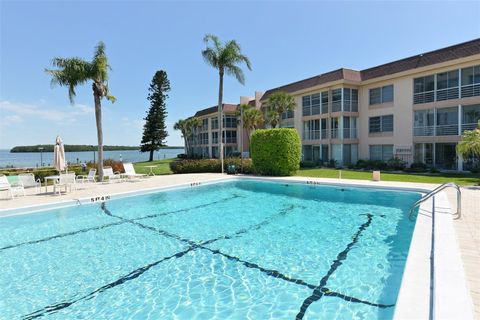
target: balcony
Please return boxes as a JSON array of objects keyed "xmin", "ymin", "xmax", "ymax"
[
  {"xmin": 413, "ymin": 126, "xmax": 434, "ymax": 136},
  {"xmin": 461, "ymin": 84, "xmax": 480, "ymax": 98},
  {"xmin": 414, "ymin": 124, "xmax": 459, "ymax": 136},
  {"xmin": 436, "ymin": 87, "xmax": 459, "ymax": 101},
  {"xmin": 436, "ymin": 124, "xmax": 458, "ymax": 136},
  {"xmin": 343, "ymin": 128, "xmax": 358, "ymax": 139},
  {"xmin": 303, "ymin": 130, "xmax": 320, "ymax": 140},
  {"xmin": 462, "ymin": 123, "xmax": 479, "ymax": 133},
  {"xmin": 331, "ymin": 128, "xmax": 339, "ymax": 139}
]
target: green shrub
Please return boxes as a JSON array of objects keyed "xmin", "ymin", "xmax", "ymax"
[
  {"xmin": 250, "ymin": 128, "xmax": 301, "ymax": 176},
  {"xmin": 408, "ymin": 162, "xmax": 429, "ymax": 172},
  {"xmin": 300, "ymin": 160, "xmax": 317, "ymax": 168},
  {"xmin": 170, "ymin": 158, "xmax": 253, "ymax": 174},
  {"xmin": 386, "ymin": 157, "xmax": 407, "ymax": 170}
]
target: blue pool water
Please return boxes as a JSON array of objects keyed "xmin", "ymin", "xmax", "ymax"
[{"xmin": 0, "ymin": 179, "xmax": 421, "ymax": 319}]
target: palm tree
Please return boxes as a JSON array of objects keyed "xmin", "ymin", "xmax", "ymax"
[
  {"xmin": 174, "ymin": 119, "xmax": 189, "ymax": 156},
  {"xmin": 174, "ymin": 117, "xmax": 202, "ymax": 157},
  {"xmin": 237, "ymin": 104, "xmax": 263, "ymax": 147},
  {"xmin": 457, "ymin": 120, "xmax": 480, "ymax": 160},
  {"xmin": 202, "ymin": 34, "xmax": 252, "ymax": 172},
  {"xmin": 46, "ymin": 41, "xmax": 115, "ymax": 181},
  {"xmin": 266, "ymin": 91, "xmax": 296, "ymax": 128}
]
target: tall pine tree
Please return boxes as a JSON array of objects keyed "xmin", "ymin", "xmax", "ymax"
[{"xmin": 141, "ymin": 70, "xmax": 170, "ymax": 161}]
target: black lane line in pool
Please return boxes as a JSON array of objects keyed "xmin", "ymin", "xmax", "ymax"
[
  {"xmin": 20, "ymin": 203, "xmax": 298, "ymax": 319},
  {"xmin": 0, "ymin": 195, "xmax": 240, "ymax": 253},
  {"xmin": 21, "ymin": 247, "xmax": 195, "ymax": 320},
  {"xmin": 21, "ymin": 207, "xmax": 390, "ymax": 319},
  {"xmin": 102, "ymin": 205, "xmax": 393, "ymax": 310},
  {"xmin": 295, "ymin": 213, "xmax": 378, "ymax": 320}
]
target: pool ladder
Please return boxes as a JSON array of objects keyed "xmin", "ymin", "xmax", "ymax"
[{"xmin": 408, "ymin": 182, "xmax": 461, "ymax": 221}]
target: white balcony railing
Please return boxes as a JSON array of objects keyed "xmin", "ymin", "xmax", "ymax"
[
  {"xmin": 461, "ymin": 84, "xmax": 480, "ymax": 98},
  {"xmin": 462, "ymin": 123, "xmax": 479, "ymax": 132},
  {"xmin": 303, "ymin": 130, "xmax": 321, "ymax": 140},
  {"xmin": 436, "ymin": 124, "xmax": 459, "ymax": 136},
  {"xmin": 413, "ymin": 126, "xmax": 435, "ymax": 136}
]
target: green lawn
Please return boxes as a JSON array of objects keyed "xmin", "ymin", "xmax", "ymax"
[
  {"xmin": 133, "ymin": 158, "xmax": 175, "ymax": 175},
  {"xmin": 296, "ymin": 168, "xmax": 480, "ymax": 186}
]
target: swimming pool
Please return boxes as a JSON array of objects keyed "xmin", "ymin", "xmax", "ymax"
[{"xmin": 0, "ymin": 179, "xmax": 422, "ymax": 319}]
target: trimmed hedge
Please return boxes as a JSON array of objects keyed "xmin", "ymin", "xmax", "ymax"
[
  {"xmin": 250, "ymin": 128, "xmax": 301, "ymax": 176},
  {"xmin": 170, "ymin": 158, "xmax": 253, "ymax": 174}
]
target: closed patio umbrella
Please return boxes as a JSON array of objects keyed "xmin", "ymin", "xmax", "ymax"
[{"xmin": 53, "ymin": 136, "xmax": 66, "ymax": 172}]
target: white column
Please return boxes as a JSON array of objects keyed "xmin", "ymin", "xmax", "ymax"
[
  {"xmin": 458, "ymin": 153, "xmax": 464, "ymax": 171},
  {"xmin": 458, "ymin": 104, "xmax": 462, "ymax": 136}
]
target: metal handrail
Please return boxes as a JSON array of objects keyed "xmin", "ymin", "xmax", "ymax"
[{"xmin": 408, "ymin": 182, "xmax": 461, "ymax": 221}]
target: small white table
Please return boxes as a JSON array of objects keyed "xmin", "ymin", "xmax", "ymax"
[
  {"xmin": 44, "ymin": 175, "xmax": 60, "ymax": 193},
  {"xmin": 144, "ymin": 165, "xmax": 157, "ymax": 176}
]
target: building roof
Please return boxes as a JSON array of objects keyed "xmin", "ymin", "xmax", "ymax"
[
  {"xmin": 194, "ymin": 104, "xmax": 238, "ymax": 117},
  {"xmin": 261, "ymin": 38, "xmax": 480, "ymax": 101}
]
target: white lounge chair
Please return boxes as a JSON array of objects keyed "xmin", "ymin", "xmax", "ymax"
[
  {"xmin": 103, "ymin": 167, "xmax": 124, "ymax": 183},
  {"xmin": 53, "ymin": 173, "xmax": 76, "ymax": 195},
  {"xmin": 18, "ymin": 173, "xmax": 41, "ymax": 193},
  {"xmin": 122, "ymin": 163, "xmax": 148, "ymax": 180},
  {"xmin": 0, "ymin": 174, "xmax": 25, "ymax": 199},
  {"xmin": 76, "ymin": 168, "xmax": 97, "ymax": 183}
]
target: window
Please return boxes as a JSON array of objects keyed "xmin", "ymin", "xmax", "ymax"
[
  {"xmin": 436, "ymin": 70, "xmax": 459, "ymax": 101},
  {"xmin": 369, "ymin": 115, "xmax": 393, "ymax": 133},
  {"xmin": 436, "ymin": 106, "xmax": 458, "ymax": 136},
  {"xmin": 414, "ymin": 75, "xmax": 435, "ymax": 104},
  {"xmin": 212, "ymin": 131, "xmax": 218, "ymax": 144},
  {"xmin": 311, "ymin": 93, "xmax": 320, "ymax": 115},
  {"xmin": 462, "ymin": 104, "xmax": 480, "ymax": 132},
  {"xmin": 369, "ymin": 145, "xmax": 394, "ymax": 161},
  {"xmin": 413, "ymin": 109, "xmax": 434, "ymax": 136},
  {"xmin": 223, "ymin": 115, "xmax": 237, "ymax": 128},
  {"xmin": 343, "ymin": 88, "xmax": 358, "ymax": 112},
  {"xmin": 198, "ymin": 132, "xmax": 208, "ymax": 145},
  {"xmin": 201, "ymin": 118, "xmax": 208, "ymax": 131},
  {"xmin": 331, "ymin": 89, "xmax": 342, "ymax": 112},
  {"xmin": 321, "ymin": 91, "xmax": 329, "ymax": 114},
  {"xmin": 302, "ymin": 93, "xmax": 320, "ymax": 116},
  {"xmin": 211, "ymin": 118, "xmax": 218, "ymax": 129},
  {"xmin": 303, "ymin": 119, "xmax": 320, "ymax": 140},
  {"xmin": 302, "ymin": 95, "xmax": 311, "ymax": 116},
  {"xmin": 223, "ymin": 130, "xmax": 237, "ymax": 143},
  {"xmin": 369, "ymin": 85, "xmax": 393, "ymax": 105},
  {"xmin": 461, "ymin": 65, "xmax": 480, "ymax": 98},
  {"xmin": 282, "ymin": 109, "xmax": 294, "ymax": 119}
]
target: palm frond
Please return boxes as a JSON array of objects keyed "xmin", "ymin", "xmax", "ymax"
[
  {"xmin": 45, "ymin": 57, "xmax": 91, "ymax": 104},
  {"xmin": 201, "ymin": 47, "xmax": 219, "ymax": 68},
  {"xmin": 225, "ymin": 65, "xmax": 245, "ymax": 85}
]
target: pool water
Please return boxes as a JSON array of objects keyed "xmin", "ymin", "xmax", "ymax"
[{"xmin": 0, "ymin": 179, "xmax": 421, "ymax": 319}]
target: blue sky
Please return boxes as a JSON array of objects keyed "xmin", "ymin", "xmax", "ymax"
[{"xmin": 1, "ymin": 0, "xmax": 479, "ymax": 149}]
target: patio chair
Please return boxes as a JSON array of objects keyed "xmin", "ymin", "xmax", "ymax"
[
  {"xmin": 0, "ymin": 174, "xmax": 25, "ymax": 199},
  {"xmin": 122, "ymin": 163, "xmax": 148, "ymax": 180},
  {"xmin": 18, "ymin": 173, "xmax": 41, "ymax": 193},
  {"xmin": 76, "ymin": 168, "xmax": 97, "ymax": 183},
  {"xmin": 103, "ymin": 167, "xmax": 124, "ymax": 183},
  {"xmin": 53, "ymin": 173, "xmax": 76, "ymax": 195}
]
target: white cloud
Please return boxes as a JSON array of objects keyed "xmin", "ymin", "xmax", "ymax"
[
  {"xmin": 1, "ymin": 115, "xmax": 24, "ymax": 126},
  {"xmin": 0, "ymin": 100, "xmax": 94, "ymax": 123}
]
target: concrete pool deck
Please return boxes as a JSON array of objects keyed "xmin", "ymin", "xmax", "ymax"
[{"xmin": 0, "ymin": 173, "xmax": 478, "ymax": 319}]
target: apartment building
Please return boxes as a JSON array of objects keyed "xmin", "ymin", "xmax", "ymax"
[
  {"xmin": 188, "ymin": 39, "xmax": 480, "ymax": 171},
  {"xmin": 188, "ymin": 92, "xmax": 264, "ymax": 159}
]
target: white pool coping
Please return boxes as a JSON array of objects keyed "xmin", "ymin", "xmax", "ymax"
[{"xmin": 0, "ymin": 175, "xmax": 474, "ymax": 319}]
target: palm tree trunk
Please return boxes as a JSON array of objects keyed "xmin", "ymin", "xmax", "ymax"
[
  {"xmin": 218, "ymin": 70, "xmax": 224, "ymax": 173},
  {"xmin": 93, "ymin": 85, "xmax": 104, "ymax": 181}
]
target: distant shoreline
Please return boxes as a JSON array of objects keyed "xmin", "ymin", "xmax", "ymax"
[{"xmin": 9, "ymin": 145, "xmax": 184, "ymax": 153}]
